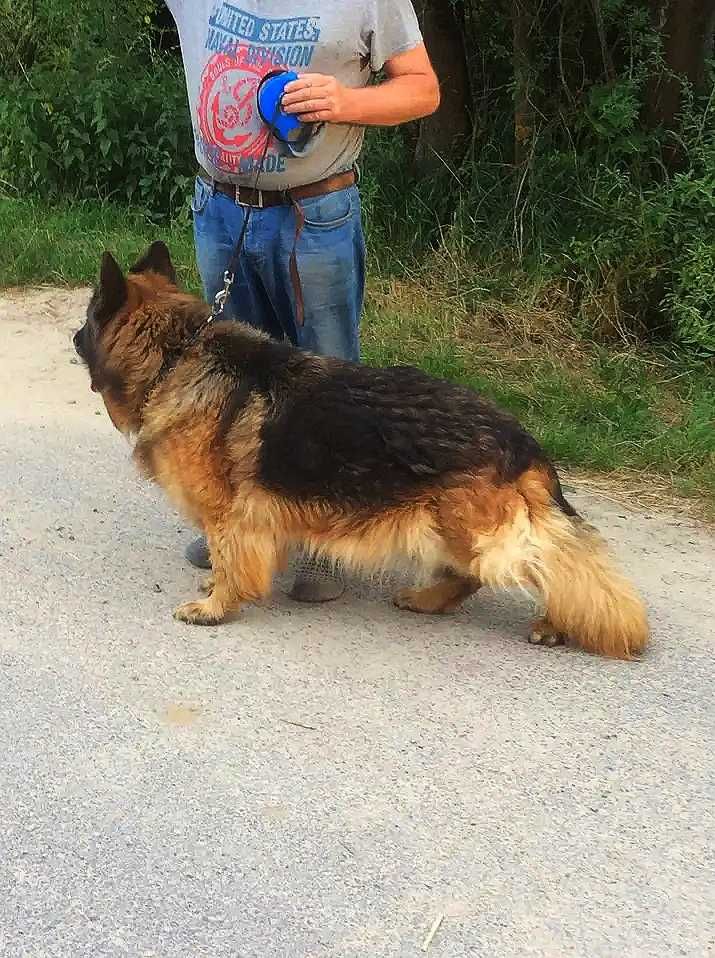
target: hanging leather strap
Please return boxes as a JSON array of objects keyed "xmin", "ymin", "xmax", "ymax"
[{"xmin": 288, "ymin": 197, "xmax": 307, "ymax": 327}]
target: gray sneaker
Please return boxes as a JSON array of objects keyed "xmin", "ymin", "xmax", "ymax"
[
  {"xmin": 185, "ymin": 535, "xmax": 212, "ymax": 570},
  {"xmin": 288, "ymin": 553, "xmax": 345, "ymax": 603}
]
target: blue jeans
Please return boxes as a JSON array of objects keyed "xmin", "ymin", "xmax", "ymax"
[{"xmin": 191, "ymin": 176, "xmax": 365, "ymax": 362}]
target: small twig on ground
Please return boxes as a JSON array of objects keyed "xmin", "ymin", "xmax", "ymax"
[
  {"xmin": 280, "ymin": 719, "xmax": 318, "ymax": 731},
  {"xmin": 422, "ymin": 913, "xmax": 444, "ymax": 952}
]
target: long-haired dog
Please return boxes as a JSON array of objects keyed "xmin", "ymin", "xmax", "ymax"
[{"xmin": 73, "ymin": 242, "xmax": 649, "ymax": 658}]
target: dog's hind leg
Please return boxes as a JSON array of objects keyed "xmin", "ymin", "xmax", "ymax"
[
  {"xmin": 394, "ymin": 569, "xmax": 481, "ymax": 615},
  {"xmin": 174, "ymin": 525, "xmax": 281, "ymax": 626}
]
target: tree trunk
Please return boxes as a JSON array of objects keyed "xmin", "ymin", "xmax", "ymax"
[
  {"xmin": 414, "ymin": 0, "xmax": 471, "ymax": 177},
  {"xmin": 512, "ymin": 0, "xmax": 533, "ymax": 168},
  {"xmin": 589, "ymin": 0, "xmax": 616, "ymax": 84},
  {"xmin": 646, "ymin": 0, "xmax": 715, "ymax": 132}
]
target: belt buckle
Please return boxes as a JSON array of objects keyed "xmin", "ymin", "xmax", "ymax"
[{"xmin": 235, "ymin": 186, "xmax": 264, "ymax": 209}]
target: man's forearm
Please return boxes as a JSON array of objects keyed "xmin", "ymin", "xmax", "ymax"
[{"xmin": 340, "ymin": 75, "xmax": 440, "ymax": 126}]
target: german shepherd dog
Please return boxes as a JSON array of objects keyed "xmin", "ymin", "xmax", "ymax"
[{"xmin": 73, "ymin": 242, "xmax": 649, "ymax": 658}]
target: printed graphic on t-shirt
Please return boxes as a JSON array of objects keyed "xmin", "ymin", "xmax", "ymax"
[{"xmin": 197, "ymin": 3, "xmax": 321, "ymax": 175}]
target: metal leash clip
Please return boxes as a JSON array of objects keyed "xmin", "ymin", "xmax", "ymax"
[{"xmin": 212, "ymin": 269, "xmax": 235, "ymax": 318}]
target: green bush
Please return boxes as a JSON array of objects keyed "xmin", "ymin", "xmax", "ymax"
[
  {"xmin": 0, "ymin": 1, "xmax": 192, "ymax": 215},
  {"xmin": 0, "ymin": 1, "xmax": 156, "ymax": 76},
  {"xmin": 0, "ymin": 53, "xmax": 193, "ymax": 215},
  {"xmin": 664, "ymin": 240, "xmax": 715, "ymax": 355},
  {"xmin": 556, "ymin": 101, "xmax": 715, "ymax": 353},
  {"xmin": 401, "ymin": 77, "xmax": 715, "ymax": 355}
]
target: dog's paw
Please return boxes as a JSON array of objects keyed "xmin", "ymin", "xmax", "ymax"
[
  {"xmin": 528, "ymin": 628, "xmax": 567, "ymax": 648},
  {"xmin": 199, "ymin": 575, "xmax": 215, "ymax": 595},
  {"xmin": 174, "ymin": 600, "xmax": 223, "ymax": 626},
  {"xmin": 394, "ymin": 588, "xmax": 423, "ymax": 613},
  {"xmin": 393, "ymin": 588, "xmax": 438, "ymax": 615}
]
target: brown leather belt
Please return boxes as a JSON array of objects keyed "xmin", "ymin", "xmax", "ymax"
[
  {"xmin": 197, "ymin": 167, "xmax": 357, "ymax": 328},
  {"xmin": 197, "ymin": 167, "xmax": 356, "ymax": 208}
]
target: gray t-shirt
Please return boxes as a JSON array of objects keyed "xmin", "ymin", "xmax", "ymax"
[{"xmin": 166, "ymin": 0, "xmax": 423, "ymax": 190}]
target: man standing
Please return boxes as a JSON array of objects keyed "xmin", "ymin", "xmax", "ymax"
[{"xmin": 165, "ymin": 0, "xmax": 440, "ymax": 600}]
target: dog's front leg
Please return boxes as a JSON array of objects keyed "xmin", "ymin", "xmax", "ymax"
[{"xmin": 174, "ymin": 525, "xmax": 280, "ymax": 626}]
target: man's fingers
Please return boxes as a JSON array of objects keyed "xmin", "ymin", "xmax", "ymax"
[
  {"xmin": 283, "ymin": 76, "xmax": 331, "ymax": 99},
  {"xmin": 281, "ymin": 87, "xmax": 330, "ymax": 107},
  {"xmin": 281, "ymin": 83, "xmax": 312, "ymax": 101},
  {"xmin": 283, "ymin": 97, "xmax": 331, "ymax": 115},
  {"xmin": 280, "ymin": 73, "xmax": 339, "ymax": 121},
  {"xmin": 297, "ymin": 110, "xmax": 333, "ymax": 122},
  {"xmin": 285, "ymin": 73, "xmax": 328, "ymax": 89},
  {"xmin": 281, "ymin": 91, "xmax": 317, "ymax": 107}
]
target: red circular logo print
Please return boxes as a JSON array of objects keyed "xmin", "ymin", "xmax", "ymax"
[{"xmin": 198, "ymin": 50, "xmax": 271, "ymax": 169}]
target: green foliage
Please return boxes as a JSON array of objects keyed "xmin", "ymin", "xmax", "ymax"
[
  {"xmin": 0, "ymin": 194, "xmax": 198, "ymax": 288},
  {"xmin": 0, "ymin": 1, "xmax": 193, "ymax": 215},
  {"xmin": 0, "ymin": 1, "xmax": 157, "ymax": 77},
  {"xmin": 556, "ymin": 100, "xmax": 715, "ymax": 353},
  {"xmin": 376, "ymin": 1, "xmax": 715, "ymax": 356},
  {"xmin": 663, "ymin": 240, "xmax": 715, "ymax": 355},
  {"xmin": 0, "ymin": 54, "xmax": 194, "ymax": 214}
]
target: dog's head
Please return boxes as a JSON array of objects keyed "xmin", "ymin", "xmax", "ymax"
[{"xmin": 73, "ymin": 241, "xmax": 178, "ymax": 433}]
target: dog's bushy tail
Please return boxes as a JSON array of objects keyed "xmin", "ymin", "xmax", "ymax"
[{"xmin": 477, "ymin": 469, "xmax": 649, "ymax": 659}]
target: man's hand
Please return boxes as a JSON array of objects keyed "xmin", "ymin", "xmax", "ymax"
[
  {"xmin": 280, "ymin": 45, "xmax": 440, "ymax": 128},
  {"xmin": 281, "ymin": 74, "xmax": 350, "ymax": 124}
]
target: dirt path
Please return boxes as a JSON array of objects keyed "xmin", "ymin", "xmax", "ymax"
[{"xmin": 1, "ymin": 287, "xmax": 713, "ymax": 958}]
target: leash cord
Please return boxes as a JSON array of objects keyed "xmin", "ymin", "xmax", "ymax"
[
  {"xmin": 211, "ymin": 99, "xmax": 282, "ymax": 320},
  {"xmin": 145, "ymin": 98, "xmax": 284, "ymax": 402}
]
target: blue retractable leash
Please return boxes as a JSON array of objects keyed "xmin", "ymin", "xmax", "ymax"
[
  {"xmin": 211, "ymin": 70, "xmax": 316, "ymax": 320},
  {"xmin": 257, "ymin": 70, "xmax": 319, "ymax": 157}
]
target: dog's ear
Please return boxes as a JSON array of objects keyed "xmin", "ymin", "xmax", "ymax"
[
  {"xmin": 129, "ymin": 241, "xmax": 177, "ymax": 285},
  {"xmin": 92, "ymin": 252, "xmax": 128, "ymax": 326}
]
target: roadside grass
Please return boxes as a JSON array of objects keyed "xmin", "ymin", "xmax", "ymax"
[
  {"xmin": 0, "ymin": 196, "xmax": 200, "ymax": 291},
  {"xmin": 364, "ymin": 278, "xmax": 715, "ymax": 514},
  {"xmin": 2, "ymin": 194, "xmax": 713, "ymax": 515}
]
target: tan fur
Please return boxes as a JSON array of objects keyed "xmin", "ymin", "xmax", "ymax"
[
  {"xmin": 430, "ymin": 467, "xmax": 649, "ymax": 659},
  {"xmin": 91, "ymin": 274, "xmax": 649, "ymax": 657}
]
